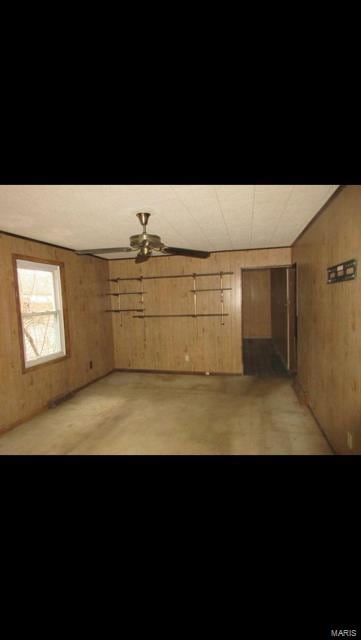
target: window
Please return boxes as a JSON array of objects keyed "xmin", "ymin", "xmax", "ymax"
[{"xmin": 14, "ymin": 257, "xmax": 69, "ymax": 369}]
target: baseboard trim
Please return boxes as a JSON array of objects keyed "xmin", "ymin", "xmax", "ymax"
[
  {"xmin": 0, "ymin": 369, "xmax": 115, "ymax": 437},
  {"xmin": 68, "ymin": 370, "xmax": 115, "ymax": 395},
  {"xmin": 293, "ymin": 377, "xmax": 337, "ymax": 455},
  {"xmin": 0, "ymin": 404, "xmax": 49, "ymax": 437},
  {"xmin": 292, "ymin": 377, "xmax": 308, "ymax": 404},
  {"xmin": 115, "ymin": 368, "xmax": 242, "ymax": 376}
]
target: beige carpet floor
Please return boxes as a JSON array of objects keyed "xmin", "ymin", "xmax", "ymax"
[{"xmin": 0, "ymin": 372, "xmax": 332, "ymax": 455}]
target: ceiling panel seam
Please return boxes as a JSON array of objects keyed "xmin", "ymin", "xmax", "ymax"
[
  {"xmin": 214, "ymin": 187, "xmax": 234, "ymax": 249},
  {"xmin": 268, "ymin": 185, "xmax": 295, "ymax": 245}
]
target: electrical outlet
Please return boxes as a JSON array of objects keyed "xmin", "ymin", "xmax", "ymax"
[
  {"xmin": 347, "ymin": 432, "xmax": 353, "ymax": 450},
  {"xmin": 185, "ymin": 354, "xmax": 190, "ymax": 362}
]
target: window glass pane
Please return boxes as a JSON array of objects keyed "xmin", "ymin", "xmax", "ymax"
[
  {"xmin": 23, "ymin": 313, "xmax": 61, "ymax": 362},
  {"xmin": 16, "ymin": 260, "xmax": 66, "ymax": 366},
  {"xmin": 17, "ymin": 268, "xmax": 56, "ymax": 314}
]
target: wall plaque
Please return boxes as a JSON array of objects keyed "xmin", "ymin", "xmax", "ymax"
[{"xmin": 327, "ymin": 259, "xmax": 357, "ymax": 284}]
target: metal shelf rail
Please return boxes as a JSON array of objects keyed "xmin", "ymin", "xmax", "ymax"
[
  {"xmin": 106, "ymin": 277, "xmax": 145, "ymax": 325},
  {"xmin": 107, "ymin": 272, "xmax": 233, "ymax": 323},
  {"xmin": 108, "ymin": 271, "xmax": 233, "ymax": 282},
  {"xmin": 133, "ymin": 313, "xmax": 229, "ymax": 318}
]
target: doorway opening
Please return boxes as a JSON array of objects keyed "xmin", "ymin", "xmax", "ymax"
[{"xmin": 241, "ymin": 266, "xmax": 297, "ymax": 377}]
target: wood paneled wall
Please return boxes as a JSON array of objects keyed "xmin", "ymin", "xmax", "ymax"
[
  {"xmin": 0, "ymin": 233, "xmax": 114, "ymax": 431},
  {"xmin": 270, "ymin": 268, "xmax": 288, "ymax": 366},
  {"xmin": 242, "ymin": 269, "xmax": 271, "ymax": 338},
  {"xmin": 109, "ymin": 248, "xmax": 291, "ymax": 374},
  {"xmin": 292, "ymin": 185, "xmax": 361, "ymax": 454}
]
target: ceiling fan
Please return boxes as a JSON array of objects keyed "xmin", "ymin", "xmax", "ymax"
[{"xmin": 76, "ymin": 213, "xmax": 210, "ymax": 263}]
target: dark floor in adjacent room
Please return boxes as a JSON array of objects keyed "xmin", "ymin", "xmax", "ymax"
[{"xmin": 243, "ymin": 339, "xmax": 290, "ymax": 377}]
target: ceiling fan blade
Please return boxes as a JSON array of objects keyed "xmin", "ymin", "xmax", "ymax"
[
  {"xmin": 76, "ymin": 247, "xmax": 133, "ymax": 255},
  {"xmin": 161, "ymin": 246, "xmax": 210, "ymax": 259}
]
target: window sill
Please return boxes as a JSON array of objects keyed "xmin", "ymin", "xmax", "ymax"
[{"xmin": 22, "ymin": 353, "xmax": 70, "ymax": 374}]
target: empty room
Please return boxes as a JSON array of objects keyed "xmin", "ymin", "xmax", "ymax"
[{"xmin": 0, "ymin": 184, "xmax": 359, "ymax": 455}]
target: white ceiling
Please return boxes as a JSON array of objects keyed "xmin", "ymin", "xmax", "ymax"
[{"xmin": 0, "ymin": 185, "xmax": 339, "ymax": 259}]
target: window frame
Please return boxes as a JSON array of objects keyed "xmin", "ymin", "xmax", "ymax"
[{"xmin": 13, "ymin": 254, "xmax": 71, "ymax": 373}]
